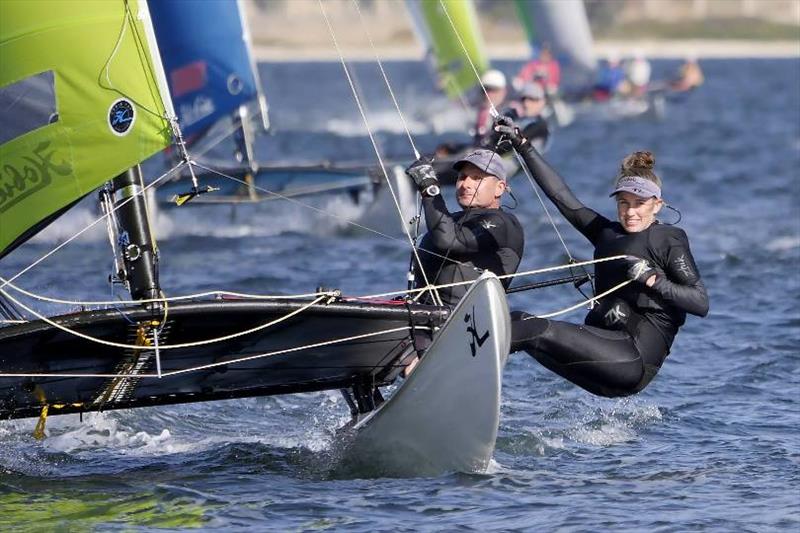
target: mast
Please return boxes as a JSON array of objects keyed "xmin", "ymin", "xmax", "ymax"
[{"xmin": 110, "ymin": 166, "xmax": 160, "ymax": 302}]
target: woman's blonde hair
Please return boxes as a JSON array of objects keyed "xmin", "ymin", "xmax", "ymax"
[{"xmin": 615, "ymin": 150, "xmax": 661, "ymax": 188}]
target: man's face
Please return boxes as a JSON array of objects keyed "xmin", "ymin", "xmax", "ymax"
[
  {"xmin": 522, "ymin": 96, "xmax": 546, "ymax": 117},
  {"xmin": 456, "ymin": 163, "xmax": 506, "ymax": 209}
]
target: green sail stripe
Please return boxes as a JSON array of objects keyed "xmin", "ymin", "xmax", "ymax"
[
  {"xmin": 420, "ymin": 0, "xmax": 489, "ymax": 99},
  {"xmin": 0, "ymin": 0, "xmax": 171, "ymax": 259}
]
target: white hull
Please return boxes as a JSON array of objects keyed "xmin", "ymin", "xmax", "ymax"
[{"xmin": 337, "ymin": 272, "xmax": 510, "ymax": 477}]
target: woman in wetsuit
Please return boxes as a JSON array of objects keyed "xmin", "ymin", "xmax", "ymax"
[{"xmin": 494, "ymin": 117, "xmax": 709, "ymax": 397}]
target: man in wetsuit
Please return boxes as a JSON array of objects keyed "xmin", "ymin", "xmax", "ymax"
[
  {"xmin": 494, "ymin": 116, "xmax": 708, "ymax": 397},
  {"xmin": 406, "ymin": 149, "xmax": 524, "ymax": 307}
]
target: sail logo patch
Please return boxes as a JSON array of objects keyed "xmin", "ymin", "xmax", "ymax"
[
  {"xmin": 604, "ymin": 304, "xmax": 627, "ymax": 325},
  {"xmin": 674, "ymin": 254, "xmax": 693, "ymax": 279},
  {"xmin": 464, "ymin": 305, "xmax": 490, "ymax": 357},
  {"xmin": 108, "ymin": 99, "xmax": 135, "ymax": 136}
]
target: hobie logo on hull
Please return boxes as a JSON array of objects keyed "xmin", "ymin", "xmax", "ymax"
[
  {"xmin": 108, "ymin": 99, "xmax": 135, "ymax": 136},
  {"xmin": 464, "ymin": 305, "xmax": 490, "ymax": 357}
]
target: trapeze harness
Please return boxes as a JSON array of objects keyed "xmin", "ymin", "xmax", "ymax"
[
  {"xmin": 414, "ymin": 193, "xmax": 524, "ymax": 307},
  {"xmin": 511, "ymin": 144, "xmax": 709, "ymax": 397}
]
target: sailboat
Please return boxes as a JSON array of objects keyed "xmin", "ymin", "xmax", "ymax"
[
  {"xmin": 0, "ymin": 0, "xmax": 509, "ymax": 475},
  {"xmin": 404, "ymin": 0, "xmax": 490, "ymax": 135},
  {"xmin": 145, "ymin": 0, "xmax": 413, "ymax": 228}
]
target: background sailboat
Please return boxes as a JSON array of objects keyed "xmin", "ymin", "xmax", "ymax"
[
  {"xmin": 147, "ymin": 0, "xmax": 414, "ymax": 230},
  {"xmin": 403, "ymin": 0, "xmax": 491, "ymax": 135}
]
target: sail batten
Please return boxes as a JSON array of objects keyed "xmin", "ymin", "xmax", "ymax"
[{"xmin": 0, "ymin": 0, "xmax": 172, "ymax": 259}]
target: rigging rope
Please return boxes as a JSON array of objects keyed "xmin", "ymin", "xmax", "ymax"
[
  {"xmin": 0, "ymin": 289, "xmax": 329, "ymax": 351},
  {"xmin": 0, "ymin": 254, "xmax": 628, "ymax": 311},
  {"xmin": 0, "ymin": 325, "xmax": 421, "ymax": 380},
  {"xmin": 351, "ymin": 0, "xmax": 420, "ymax": 160},
  {"xmin": 318, "ymin": 0, "xmax": 442, "ymax": 306},
  {"xmin": 0, "ymin": 254, "xmax": 628, "ymax": 363}
]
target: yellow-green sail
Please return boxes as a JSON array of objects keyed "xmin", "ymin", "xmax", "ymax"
[
  {"xmin": 0, "ymin": 0, "xmax": 173, "ymax": 258},
  {"xmin": 407, "ymin": 0, "xmax": 490, "ymax": 100}
]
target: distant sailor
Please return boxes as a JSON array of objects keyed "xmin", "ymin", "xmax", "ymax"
[
  {"xmin": 623, "ymin": 50, "xmax": 652, "ymax": 97},
  {"xmin": 513, "ymin": 44, "xmax": 561, "ymax": 97},
  {"xmin": 405, "ymin": 149, "xmax": 524, "ymax": 307},
  {"xmin": 473, "ymin": 69, "xmax": 508, "ymax": 144},
  {"xmin": 593, "ymin": 53, "xmax": 626, "ymax": 101},
  {"xmin": 671, "ymin": 55, "xmax": 704, "ymax": 92},
  {"xmin": 494, "ymin": 116, "xmax": 709, "ymax": 397},
  {"xmin": 500, "ymin": 83, "xmax": 550, "ymax": 153}
]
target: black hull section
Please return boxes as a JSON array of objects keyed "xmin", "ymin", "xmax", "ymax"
[{"xmin": 0, "ymin": 299, "xmax": 447, "ymax": 420}]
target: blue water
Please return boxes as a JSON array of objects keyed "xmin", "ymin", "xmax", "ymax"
[{"xmin": 1, "ymin": 58, "xmax": 799, "ymax": 531}]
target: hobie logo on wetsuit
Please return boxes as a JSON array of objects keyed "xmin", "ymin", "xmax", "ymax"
[
  {"xmin": 674, "ymin": 254, "xmax": 693, "ymax": 279},
  {"xmin": 604, "ymin": 304, "xmax": 627, "ymax": 325},
  {"xmin": 464, "ymin": 305, "xmax": 490, "ymax": 357},
  {"xmin": 480, "ymin": 219, "xmax": 497, "ymax": 230},
  {"xmin": 108, "ymin": 99, "xmax": 135, "ymax": 136}
]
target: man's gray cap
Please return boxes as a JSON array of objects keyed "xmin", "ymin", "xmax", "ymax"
[{"xmin": 453, "ymin": 149, "xmax": 507, "ymax": 181}]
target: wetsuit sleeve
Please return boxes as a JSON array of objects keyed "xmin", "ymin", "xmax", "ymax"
[
  {"xmin": 516, "ymin": 143, "xmax": 607, "ymax": 243},
  {"xmin": 421, "ymin": 195, "xmax": 510, "ymax": 255},
  {"xmin": 651, "ymin": 229, "xmax": 709, "ymax": 317}
]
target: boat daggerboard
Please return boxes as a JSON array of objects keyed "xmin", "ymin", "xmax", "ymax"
[
  {"xmin": 405, "ymin": 0, "xmax": 490, "ymax": 100},
  {"xmin": 0, "ymin": 0, "xmax": 173, "ymax": 259},
  {"xmin": 148, "ymin": 0, "xmax": 269, "ymax": 139},
  {"xmin": 338, "ymin": 272, "xmax": 511, "ymax": 477},
  {"xmin": 514, "ymin": 0, "xmax": 597, "ymax": 89}
]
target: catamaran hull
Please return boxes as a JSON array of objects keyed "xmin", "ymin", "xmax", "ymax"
[
  {"xmin": 336, "ymin": 272, "xmax": 510, "ymax": 476},
  {"xmin": 0, "ymin": 299, "xmax": 447, "ymax": 420}
]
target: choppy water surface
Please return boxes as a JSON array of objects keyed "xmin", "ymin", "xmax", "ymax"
[{"xmin": 1, "ymin": 58, "xmax": 799, "ymax": 531}]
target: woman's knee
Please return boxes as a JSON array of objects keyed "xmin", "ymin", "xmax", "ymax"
[{"xmin": 510, "ymin": 311, "xmax": 550, "ymax": 352}]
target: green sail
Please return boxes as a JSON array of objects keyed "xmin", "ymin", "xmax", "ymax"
[
  {"xmin": 414, "ymin": 0, "xmax": 489, "ymax": 99},
  {"xmin": 0, "ymin": 0, "xmax": 172, "ymax": 258}
]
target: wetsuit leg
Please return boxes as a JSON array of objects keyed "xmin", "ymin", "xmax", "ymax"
[{"xmin": 511, "ymin": 312, "xmax": 648, "ymax": 398}]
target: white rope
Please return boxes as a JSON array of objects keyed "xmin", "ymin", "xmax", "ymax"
[
  {"xmin": 3, "ymin": 254, "xmax": 627, "ymax": 321},
  {"xmin": 318, "ymin": 0, "xmax": 442, "ymax": 306},
  {"xmin": 352, "ymin": 0, "xmax": 420, "ymax": 160},
  {"xmin": 536, "ymin": 280, "xmax": 632, "ymax": 319},
  {"xmin": 0, "ymin": 275, "xmax": 337, "ymax": 307},
  {"xmin": 353, "ymin": 254, "xmax": 628, "ymax": 300},
  {"xmin": 512, "ymin": 148, "xmax": 575, "ymax": 260},
  {"xmin": 0, "ymin": 325, "xmax": 419, "ymax": 379},
  {"xmin": 0, "ymin": 256, "xmax": 630, "ymax": 357},
  {"xmin": 0, "ymin": 162, "xmax": 185, "ymax": 292},
  {"xmin": 0, "ymin": 289, "xmax": 328, "ymax": 351}
]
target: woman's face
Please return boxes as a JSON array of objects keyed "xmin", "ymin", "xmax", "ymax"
[{"xmin": 615, "ymin": 191, "xmax": 663, "ymax": 232}]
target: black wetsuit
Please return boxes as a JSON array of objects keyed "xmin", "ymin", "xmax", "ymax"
[
  {"xmin": 511, "ymin": 144, "xmax": 709, "ymax": 397},
  {"xmin": 414, "ymin": 193, "xmax": 524, "ymax": 307}
]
